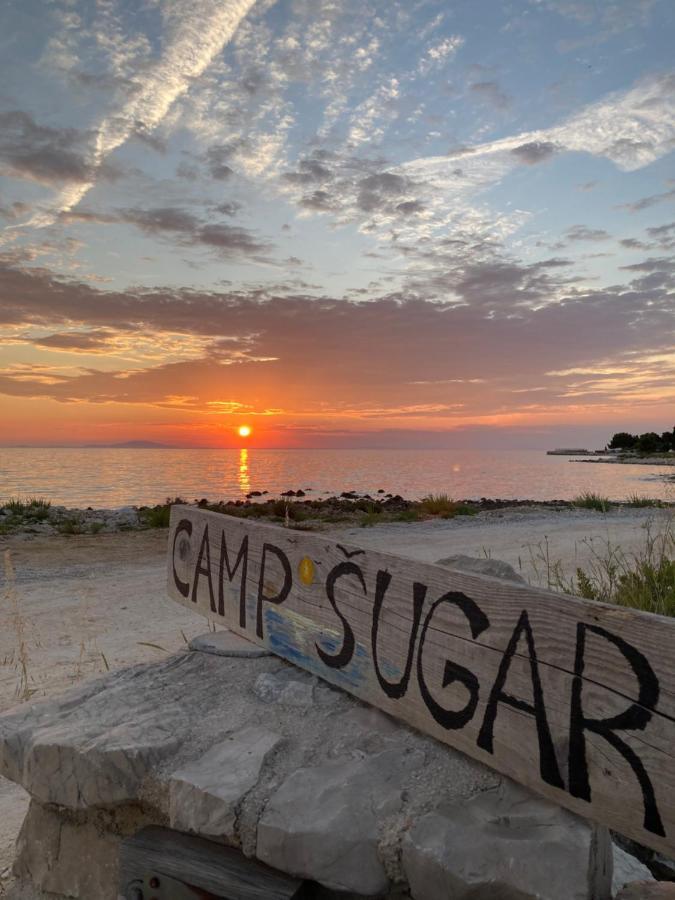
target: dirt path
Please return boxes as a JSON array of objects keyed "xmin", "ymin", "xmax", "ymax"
[{"xmin": 0, "ymin": 506, "xmax": 671, "ymax": 891}]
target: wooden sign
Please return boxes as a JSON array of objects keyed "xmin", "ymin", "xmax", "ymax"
[{"xmin": 167, "ymin": 505, "xmax": 675, "ymax": 855}]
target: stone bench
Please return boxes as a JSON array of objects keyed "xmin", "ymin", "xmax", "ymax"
[
  {"xmin": 2, "ymin": 506, "xmax": 673, "ymax": 899},
  {"xmin": 0, "ymin": 631, "xmax": 654, "ymax": 899}
]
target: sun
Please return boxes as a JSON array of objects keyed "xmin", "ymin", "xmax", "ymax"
[{"xmin": 238, "ymin": 425, "xmax": 252, "ymax": 438}]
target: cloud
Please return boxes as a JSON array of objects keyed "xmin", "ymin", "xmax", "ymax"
[
  {"xmin": 0, "ymin": 111, "xmax": 109, "ymax": 187},
  {"xmin": 62, "ymin": 205, "xmax": 271, "ymax": 258},
  {"xmin": 618, "ymin": 185, "xmax": 675, "ymax": 213},
  {"xmin": 510, "ymin": 141, "xmax": 558, "ymax": 165},
  {"xmin": 23, "ymin": 0, "xmax": 259, "ymax": 228},
  {"xmin": 32, "ymin": 331, "xmax": 114, "ymax": 351},
  {"xmin": 564, "ymin": 225, "xmax": 612, "ymax": 242},
  {"xmin": 0, "ymin": 254, "xmax": 672, "ymax": 421},
  {"xmin": 469, "ymin": 81, "xmax": 511, "ymax": 108},
  {"xmin": 418, "ymin": 35, "xmax": 464, "ymax": 75}
]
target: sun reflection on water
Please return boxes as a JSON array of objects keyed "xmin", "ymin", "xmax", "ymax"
[{"xmin": 238, "ymin": 447, "xmax": 251, "ymax": 495}]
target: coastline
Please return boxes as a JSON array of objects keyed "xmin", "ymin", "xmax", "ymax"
[
  {"xmin": 574, "ymin": 457, "xmax": 675, "ymax": 467},
  {"xmin": 1, "ymin": 492, "xmax": 673, "ymax": 538}
]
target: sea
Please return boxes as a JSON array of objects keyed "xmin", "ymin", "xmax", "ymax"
[{"xmin": 0, "ymin": 447, "xmax": 672, "ymax": 509}]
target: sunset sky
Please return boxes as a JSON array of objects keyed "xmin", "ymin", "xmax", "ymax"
[{"xmin": 1, "ymin": 0, "xmax": 674, "ymax": 448}]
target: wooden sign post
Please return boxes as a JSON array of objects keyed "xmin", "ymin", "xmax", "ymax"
[{"xmin": 167, "ymin": 505, "xmax": 675, "ymax": 856}]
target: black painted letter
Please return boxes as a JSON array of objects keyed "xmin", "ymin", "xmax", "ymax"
[
  {"xmin": 372, "ymin": 571, "xmax": 425, "ymax": 699},
  {"xmin": 316, "ymin": 561, "xmax": 365, "ymax": 669},
  {"xmin": 417, "ymin": 591, "xmax": 490, "ymax": 730},
  {"xmin": 477, "ymin": 610, "xmax": 564, "ymax": 789},
  {"xmin": 569, "ymin": 622, "xmax": 663, "ymax": 836},
  {"xmin": 219, "ymin": 532, "xmax": 249, "ymax": 625},
  {"xmin": 172, "ymin": 518, "xmax": 192, "ymax": 598},
  {"xmin": 256, "ymin": 543, "xmax": 292, "ymax": 638},
  {"xmin": 191, "ymin": 525, "xmax": 216, "ymax": 613}
]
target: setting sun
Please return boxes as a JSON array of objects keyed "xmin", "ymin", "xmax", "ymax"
[{"xmin": 238, "ymin": 425, "xmax": 252, "ymax": 438}]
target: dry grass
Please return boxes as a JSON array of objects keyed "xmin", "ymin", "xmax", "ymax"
[
  {"xmin": 526, "ymin": 513, "xmax": 675, "ymax": 617},
  {"xmin": 2, "ymin": 550, "xmax": 35, "ymax": 701}
]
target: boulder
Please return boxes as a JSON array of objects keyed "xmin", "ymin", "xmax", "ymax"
[
  {"xmin": 169, "ymin": 726, "xmax": 282, "ymax": 842},
  {"xmin": 616, "ymin": 885, "xmax": 675, "ymax": 899},
  {"xmin": 402, "ymin": 781, "xmax": 612, "ymax": 900},
  {"xmin": 613, "ymin": 844, "xmax": 655, "ymax": 895},
  {"xmin": 435, "ymin": 554, "xmax": 525, "ymax": 584},
  {"xmin": 13, "ymin": 801, "xmax": 119, "ymax": 900},
  {"xmin": 253, "ymin": 670, "xmax": 316, "ymax": 707},
  {"xmin": 257, "ymin": 748, "xmax": 424, "ymax": 895}
]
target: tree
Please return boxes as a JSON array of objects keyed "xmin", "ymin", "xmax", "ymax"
[
  {"xmin": 636, "ymin": 432, "xmax": 661, "ymax": 454},
  {"xmin": 608, "ymin": 432, "xmax": 637, "ymax": 450}
]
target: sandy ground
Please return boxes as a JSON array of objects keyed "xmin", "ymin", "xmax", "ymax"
[{"xmin": 0, "ymin": 505, "xmax": 671, "ymax": 892}]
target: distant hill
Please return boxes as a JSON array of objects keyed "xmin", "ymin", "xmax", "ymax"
[{"xmin": 82, "ymin": 441, "xmax": 177, "ymax": 449}]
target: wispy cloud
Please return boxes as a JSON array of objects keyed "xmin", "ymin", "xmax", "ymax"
[{"xmin": 26, "ymin": 0, "xmax": 260, "ymax": 228}]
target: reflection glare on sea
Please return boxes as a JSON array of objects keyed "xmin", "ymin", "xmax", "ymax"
[
  {"xmin": 0, "ymin": 448, "xmax": 672, "ymax": 508},
  {"xmin": 238, "ymin": 448, "xmax": 251, "ymax": 496}
]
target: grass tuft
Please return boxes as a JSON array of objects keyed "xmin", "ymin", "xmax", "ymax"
[
  {"xmin": 419, "ymin": 493, "xmax": 456, "ymax": 515},
  {"xmin": 572, "ymin": 491, "xmax": 613, "ymax": 512},
  {"xmin": 419, "ymin": 494, "xmax": 478, "ymax": 518},
  {"xmin": 625, "ymin": 493, "xmax": 662, "ymax": 508}
]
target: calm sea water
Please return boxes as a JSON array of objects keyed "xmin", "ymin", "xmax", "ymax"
[{"xmin": 0, "ymin": 447, "xmax": 672, "ymax": 508}]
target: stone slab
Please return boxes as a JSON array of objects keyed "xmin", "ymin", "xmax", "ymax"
[
  {"xmin": 0, "ymin": 648, "xmax": 637, "ymax": 900},
  {"xmin": 189, "ymin": 629, "xmax": 272, "ymax": 658},
  {"xmin": 169, "ymin": 726, "xmax": 282, "ymax": 841},
  {"xmin": 402, "ymin": 781, "xmax": 612, "ymax": 900},
  {"xmin": 257, "ymin": 748, "xmax": 424, "ymax": 895}
]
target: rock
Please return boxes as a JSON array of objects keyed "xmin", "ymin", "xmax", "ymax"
[
  {"xmin": 169, "ymin": 726, "xmax": 282, "ymax": 842},
  {"xmin": 0, "ymin": 654, "xmax": 224, "ymax": 808},
  {"xmin": 613, "ymin": 844, "xmax": 654, "ymax": 895},
  {"xmin": 189, "ymin": 629, "xmax": 272, "ymax": 658},
  {"xmin": 258, "ymin": 748, "xmax": 423, "ymax": 895},
  {"xmin": 253, "ymin": 671, "xmax": 315, "ymax": 707},
  {"xmin": 616, "ymin": 885, "xmax": 675, "ymax": 899},
  {"xmin": 13, "ymin": 801, "xmax": 119, "ymax": 900},
  {"xmin": 434, "ymin": 554, "xmax": 526, "ymax": 584},
  {"xmin": 650, "ymin": 851, "xmax": 675, "ymax": 881},
  {"xmin": 402, "ymin": 781, "xmax": 611, "ymax": 900}
]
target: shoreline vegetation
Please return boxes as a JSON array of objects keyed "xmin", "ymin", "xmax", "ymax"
[
  {"xmin": 1, "ymin": 491, "xmax": 673, "ymax": 537},
  {"xmin": 2, "ymin": 492, "xmax": 673, "ymax": 618}
]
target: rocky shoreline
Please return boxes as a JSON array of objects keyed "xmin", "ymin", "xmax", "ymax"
[
  {"xmin": 2, "ymin": 493, "xmax": 666, "ymax": 538},
  {"xmin": 574, "ymin": 456, "xmax": 675, "ymax": 466}
]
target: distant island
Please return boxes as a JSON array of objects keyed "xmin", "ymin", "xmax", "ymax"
[{"xmin": 82, "ymin": 440, "xmax": 177, "ymax": 449}]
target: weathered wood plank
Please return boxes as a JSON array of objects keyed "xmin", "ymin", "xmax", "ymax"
[
  {"xmin": 119, "ymin": 826, "xmax": 303, "ymax": 900},
  {"xmin": 166, "ymin": 506, "xmax": 675, "ymax": 856}
]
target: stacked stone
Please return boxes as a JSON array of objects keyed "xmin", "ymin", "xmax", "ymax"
[{"xmin": 0, "ymin": 629, "xmax": 660, "ymax": 899}]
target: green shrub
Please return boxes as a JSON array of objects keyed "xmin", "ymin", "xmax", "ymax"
[
  {"xmin": 573, "ymin": 492, "xmax": 612, "ymax": 512},
  {"xmin": 573, "ymin": 518, "xmax": 675, "ymax": 616},
  {"xmin": 395, "ymin": 508, "xmax": 421, "ymax": 522},
  {"xmin": 626, "ymin": 494, "xmax": 661, "ymax": 508},
  {"xmin": 140, "ymin": 504, "xmax": 172, "ymax": 528},
  {"xmin": 57, "ymin": 518, "xmax": 83, "ymax": 535},
  {"xmin": 419, "ymin": 493, "xmax": 456, "ymax": 515},
  {"xmin": 442, "ymin": 503, "xmax": 478, "ymax": 519}
]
